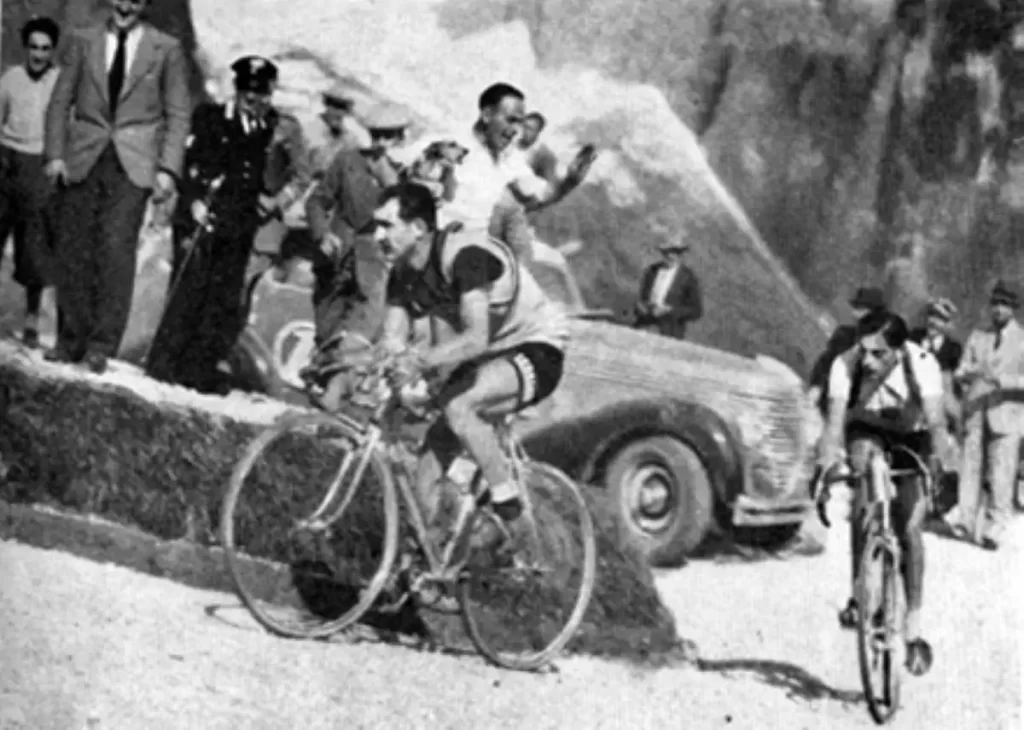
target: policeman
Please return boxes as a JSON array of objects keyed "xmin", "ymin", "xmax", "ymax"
[{"xmin": 146, "ymin": 55, "xmax": 311, "ymax": 394}]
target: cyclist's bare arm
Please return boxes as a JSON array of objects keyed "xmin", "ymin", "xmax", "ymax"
[
  {"xmin": 420, "ymin": 289, "xmax": 490, "ymax": 371},
  {"xmin": 337, "ymin": 306, "xmax": 411, "ymax": 370}
]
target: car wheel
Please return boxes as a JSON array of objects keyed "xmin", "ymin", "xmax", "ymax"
[{"xmin": 604, "ymin": 435, "xmax": 715, "ymax": 568}]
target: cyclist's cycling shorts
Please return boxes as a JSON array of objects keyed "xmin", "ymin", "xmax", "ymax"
[
  {"xmin": 435, "ymin": 342, "xmax": 565, "ymax": 411},
  {"xmin": 846, "ymin": 420, "xmax": 933, "ymax": 482}
]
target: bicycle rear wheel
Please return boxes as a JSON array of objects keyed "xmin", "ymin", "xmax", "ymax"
[
  {"xmin": 458, "ymin": 462, "xmax": 597, "ymax": 671},
  {"xmin": 856, "ymin": 531, "xmax": 904, "ymax": 725},
  {"xmin": 221, "ymin": 411, "xmax": 399, "ymax": 639}
]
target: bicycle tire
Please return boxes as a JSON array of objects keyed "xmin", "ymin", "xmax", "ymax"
[
  {"xmin": 221, "ymin": 410, "xmax": 400, "ymax": 639},
  {"xmin": 458, "ymin": 461, "xmax": 597, "ymax": 671},
  {"xmin": 856, "ymin": 531, "xmax": 903, "ymax": 725}
]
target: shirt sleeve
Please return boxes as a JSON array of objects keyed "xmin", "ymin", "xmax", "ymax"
[
  {"xmin": 910, "ymin": 349, "xmax": 944, "ymax": 399},
  {"xmin": 450, "ymin": 246, "xmax": 504, "ymax": 295},
  {"xmin": 827, "ymin": 355, "xmax": 852, "ymax": 404},
  {"xmin": 509, "ymin": 152, "xmax": 550, "ymax": 200}
]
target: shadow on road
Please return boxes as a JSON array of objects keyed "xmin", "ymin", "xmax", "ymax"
[{"xmin": 697, "ymin": 657, "xmax": 863, "ymax": 705}]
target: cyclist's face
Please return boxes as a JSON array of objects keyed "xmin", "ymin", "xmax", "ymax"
[
  {"xmin": 25, "ymin": 32, "xmax": 55, "ymax": 74},
  {"xmin": 858, "ymin": 332, "xmax": 895, "ymax": 374},
  {"xmin": 372, "ymin": 198, "xmax": 422, "ymax": 265}
]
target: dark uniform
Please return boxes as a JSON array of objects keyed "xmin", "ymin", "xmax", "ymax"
[{"xmin": 146, "ymin": 56, "xmax": 310, "ymax": 394}]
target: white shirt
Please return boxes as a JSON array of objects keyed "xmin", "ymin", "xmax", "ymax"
[
  {"xmin": 412, "ymin": 126, "xmax": 550, "ymax": 230},
  {"xmin": 649, "ymin": 263, "xmax": 679, "ymax": 307},
  {"xmin": 105, "ymin": 24, "xmax": 145, "ymax": 76},
  {"xmin": 828, "ymin": 341, "xmax": 943, "ymax": 431}
]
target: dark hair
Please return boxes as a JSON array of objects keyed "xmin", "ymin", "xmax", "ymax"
[
  {"xmin": 378, "ymin": 182, "xmax": 438, "ymax": 231},
  {"xmin": 856, "ymin": 309, "xmax": 909, "ymax": 348},
  {"xmin": 525, "ymin": 111, "xmax": 547, "ymax": 129},
  {"xmin": 478, "ymin": 82, "xmax": 524, "ymax": 111},
  {"xmin": 21, "ymin": 17, "xmax": 60, "ymax": 47}
]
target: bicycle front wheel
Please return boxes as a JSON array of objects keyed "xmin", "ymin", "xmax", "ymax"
[
  {"xmin": 220, "ymin": 411, "xmax": 400, "ymax": 639},
  {"xmin": 856, "ymin": 531, "xmax": 904, "ymax": 725},
  {"xmin": 458, "ymin": 462, "xmax": 597, "ymax": 671}
]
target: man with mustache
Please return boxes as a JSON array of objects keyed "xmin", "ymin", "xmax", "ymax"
[
  {"xmin": 43, "ymin": 0, "xmax": 191, "ymax": 374},
  {"xmin": 0, "ymin": 17, "xmax": 61, "ymax": 348}
]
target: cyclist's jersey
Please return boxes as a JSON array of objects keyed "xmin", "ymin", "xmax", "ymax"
[
  {"xmin": 827, "ymin": 341, "xmax": 943, "ymax": 434},
  {"xmin": 385, "ymin": 223, "xmax": 571, "ymax": 353}
]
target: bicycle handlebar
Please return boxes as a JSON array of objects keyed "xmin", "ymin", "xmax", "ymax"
[{"xmin": 813, "ymin": 444, "xmax": 938, "ymax": 528}]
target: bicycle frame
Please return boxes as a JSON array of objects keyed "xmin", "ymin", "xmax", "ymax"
[{"xmin": 295, "ymin": 376, "xmax": 535, "ymax": 587}]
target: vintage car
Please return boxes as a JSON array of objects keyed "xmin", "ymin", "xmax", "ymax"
[{"xmin": 226, "ymin": 238, "xmax": 818, "ymax": 567}]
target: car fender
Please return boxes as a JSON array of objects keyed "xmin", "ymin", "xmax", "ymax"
[
  {"xmin": 232, "ymin": 327, "xmax": 282, "ymax": 398},
  {"xmin": 521, "ymin": 398, "xmax": 745, "ymax": 507}
]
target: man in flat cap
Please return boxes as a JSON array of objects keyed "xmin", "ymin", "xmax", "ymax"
[
  {"xmin": 44, "ymin": 0, "xmax": 191, "ymax": 374},
  {"xmin": 305, "ymin": 101, "xmax": 410, "ymax": 357},
  {"xmin": 633, "ymin": 239, "xmax": 703, "ymax": 340},
  {"xmin": 809, "ymin": 286, "xmax": 888, "ymax": 414},
  {"xmin": 309, "ymin": 85, "xmax": 371, "ymax": 177},
  {"xmin": 951, "ymin": 279, "xmax": 1024, "ymax": 550},
  {"xmin": 145, "ymin": 55, "xmax": 311, "ymax": 394}
]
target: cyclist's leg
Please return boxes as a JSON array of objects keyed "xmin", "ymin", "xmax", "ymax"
[
  {"xmin": 891, "ymin": 433, "xmax": 931, "ymax": 642},
  {"xmin": 841, "ymin": 430, "xmax": 886, "ymax": 626}
]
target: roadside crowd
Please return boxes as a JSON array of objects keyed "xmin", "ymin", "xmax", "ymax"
[
  {"xmin": 808, "ymin": 281, "xmax": 1024, "ymax": 553},
  {"xmin": 0, "ymin": 2, "xmax": 597, "ymax": 393},
  {"xmin": 0, "ymin": 4, "xmax": 1016, "ymax": 552}
]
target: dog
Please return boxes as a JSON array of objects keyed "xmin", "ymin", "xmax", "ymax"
[{"xmin": 402, "ymin": 140, "xmax": 469, "ymax": 202}]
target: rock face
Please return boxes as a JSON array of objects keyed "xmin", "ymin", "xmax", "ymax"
[{"xmin": 441, "ymin": 0, "xmax": 1024, "ymax": 333}]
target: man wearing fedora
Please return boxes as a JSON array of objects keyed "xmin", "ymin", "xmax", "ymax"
[
  {"xmin": 633, "ymin": 240, "xmax": 703, "ymax": 340},
  {"xmin": 951, "ymin": 280, "xmax": 1024, "ymax": 550},
  {"xmin": 808, "ymin": 286, "xmax": 887, "ymax": 413}
]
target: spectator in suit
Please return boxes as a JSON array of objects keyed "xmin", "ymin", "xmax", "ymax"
[
  {"xmin": 911, "ymin": 297, "xmax": 964, "ymax": 420},
  {"xmin": 633, "ymin": 240, "xmax": 703, "ymax": 339},
  {"xmin": 145, "ymin": 56, "xmax": 310, "ymax": 395},
  {"xmin": 0, "ymin": 18, "xmax": 61, "ymax": 348},
  {"xmin": 306, "ymin": 102, "xmax": 409, "ymax": 347},
  {"xmin": 43, "ymin": 0, "xmax": 191, "ymax": 374},
  {"xmin": 808, "ymin": 286, "xmax": 887, "ymax": 414},
  {"xmin": 309, "ymin": 85, "xmax": 370, "ymax": 176},
  {"xmin": 951, "ymin": 280, "xmax": 1024, "ymax": 550}
]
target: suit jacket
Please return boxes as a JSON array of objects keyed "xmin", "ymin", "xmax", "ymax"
[
  {"xmin": 956, "ymin": 318, "xmax": 1024, "ymax": 435},
  {"xmin": 634, "ymin": 262, "xmax": 703, "ymax": 339},
  {"xmin": 306, "ymin": 148, "xmax": 400, "ymax": 249},
  {"xmin": 44, "ymin": 23, "xmax": 191, "ymax": 189}
]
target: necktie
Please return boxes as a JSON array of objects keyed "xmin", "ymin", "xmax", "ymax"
[
  {"xmin": 994, "ymin": 328, "xmax": 1002, "ymax": 351},
  {"xmin": 108, "ymin": 30, "xmax": 128, "ymax": 115}
]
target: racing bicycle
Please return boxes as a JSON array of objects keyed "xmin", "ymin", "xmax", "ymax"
[
  {"xmin": 220, "ymin": 351, "xmax": 597, "ymax": 671},
  {"xmin": 814, "ymin": 444, "xmax": 935, "ymax": 725}
]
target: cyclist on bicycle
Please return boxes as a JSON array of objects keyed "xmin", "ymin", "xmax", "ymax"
[
  {"xmin": 357, "ymin": 181, "xmax": 570, "ymax": 551},
  {"xmin": 818, "ymin": 308, "xmax": 954, "ymax": 674}
]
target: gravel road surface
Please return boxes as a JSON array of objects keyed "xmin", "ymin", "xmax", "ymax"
[{"xmin": 1, "ymin": 517, "xmax": 1020, "ymax": 729}]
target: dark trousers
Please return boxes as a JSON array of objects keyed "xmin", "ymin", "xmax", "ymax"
[
  {"xmin": 0, "ymin": 145, "xmax": 55, "ymax": 293},
  {"xmin": 145, "ymin": 223, "xmax": 255, "ymax": 393},
  {"xmin": 55, "ymin": 145, "xmax": 150, "ymax": 357},
  {"xmin": 312, "ymin": 233, "xmax": 388, "ymax": 347}
]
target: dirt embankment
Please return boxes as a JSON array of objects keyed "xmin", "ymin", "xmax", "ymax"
[{"xmin": 1, "ymin": 515, "xmax": 1020, "ymax": 729}]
